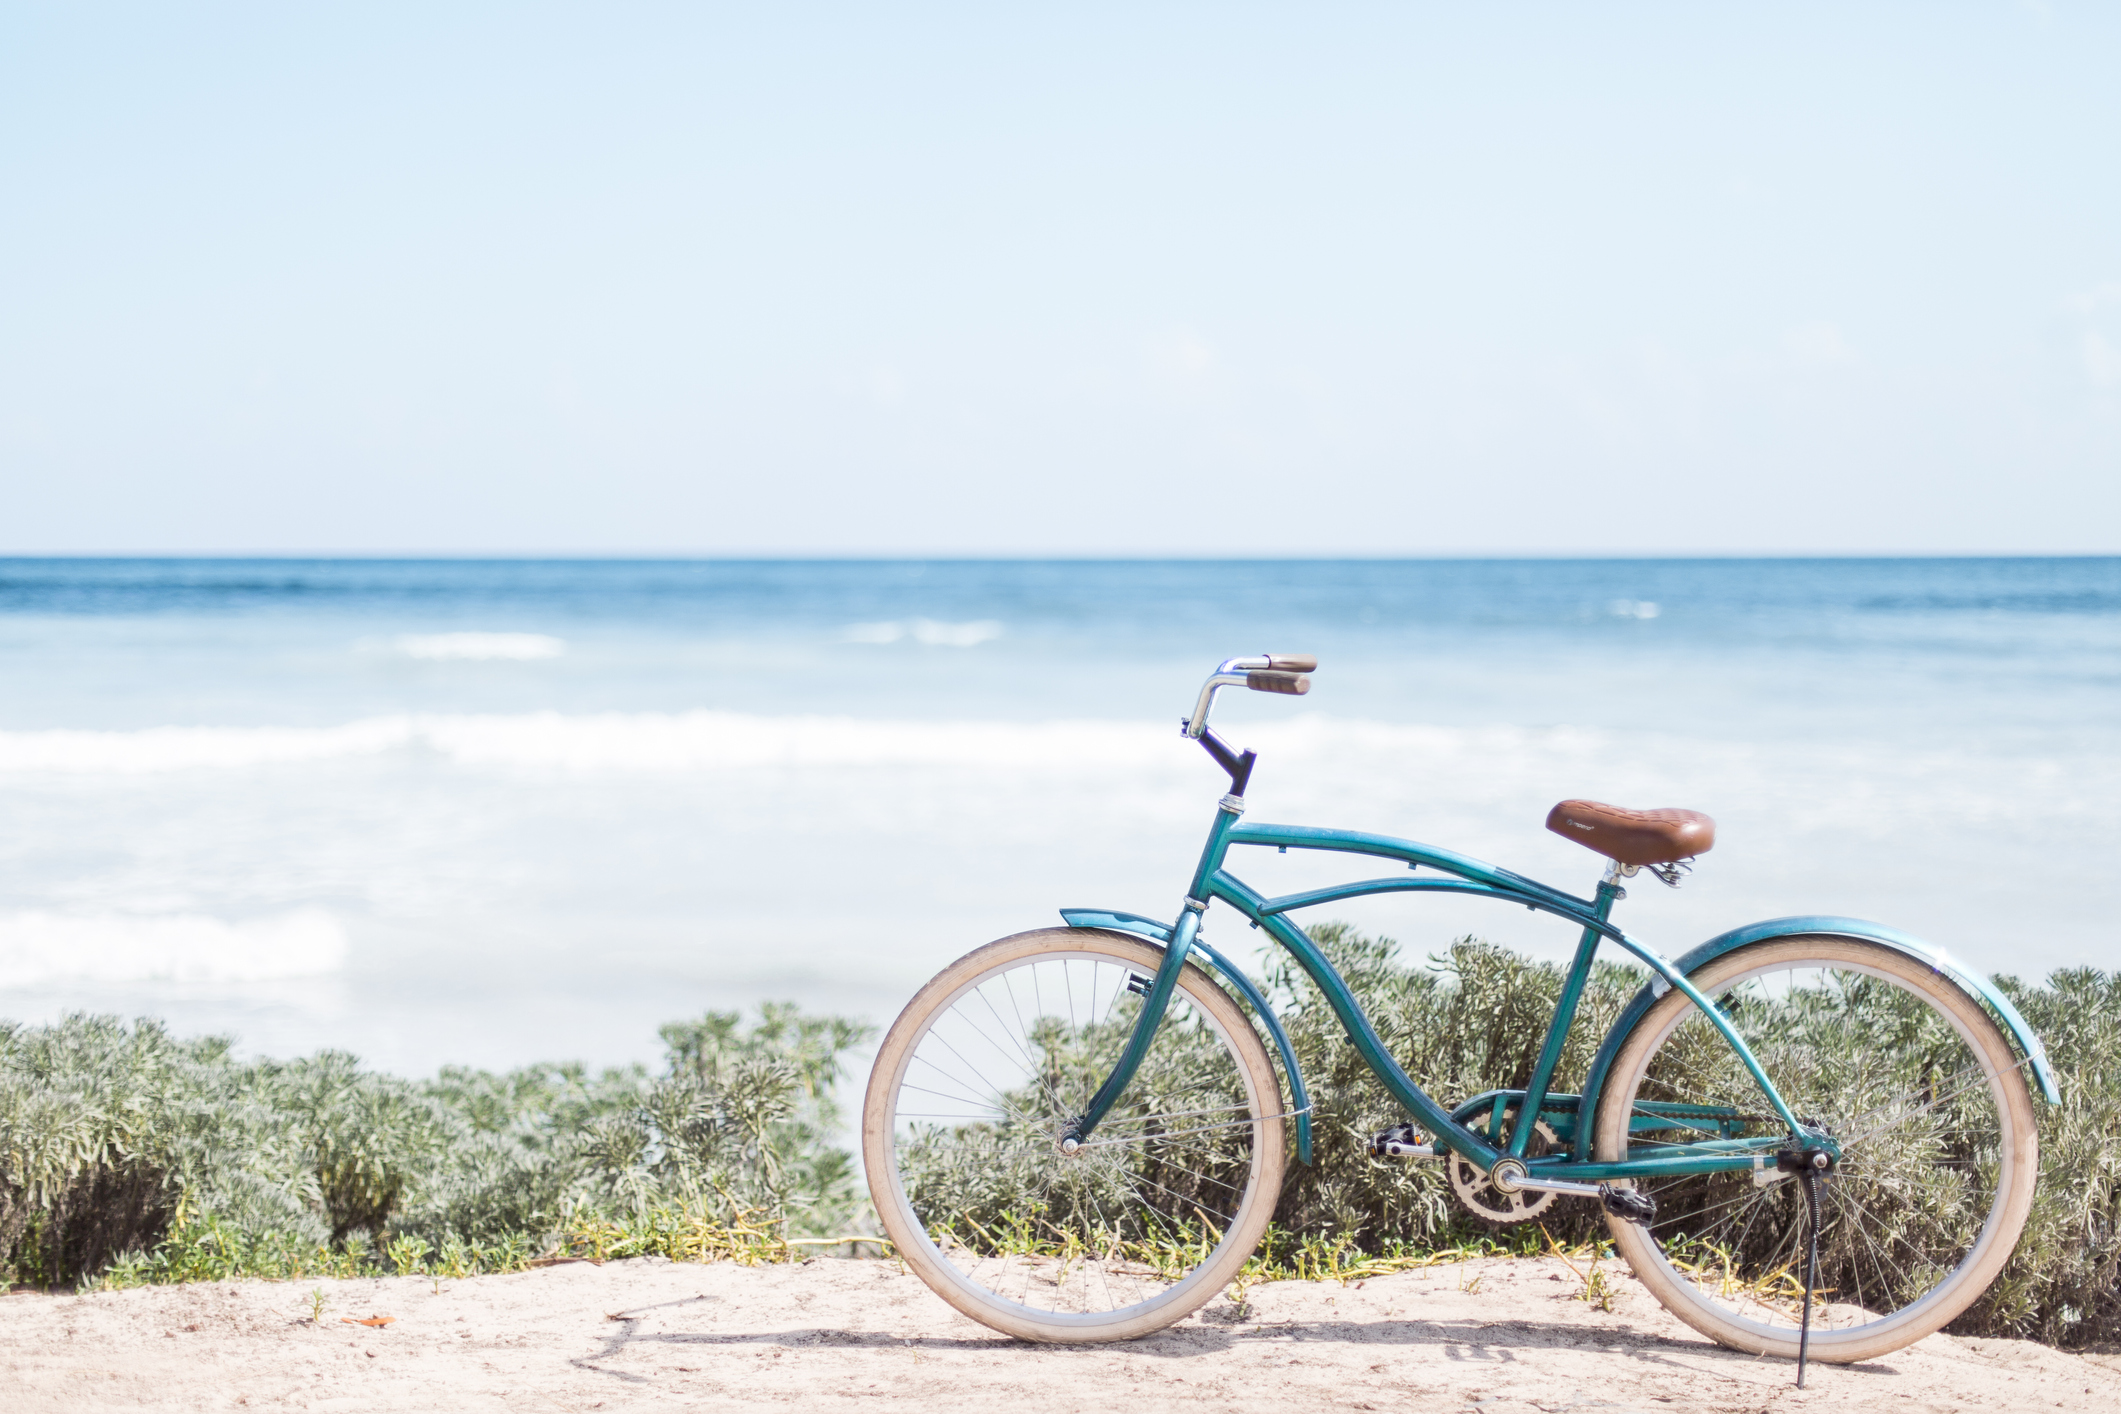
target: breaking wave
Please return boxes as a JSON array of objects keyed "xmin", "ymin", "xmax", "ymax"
[
  {"xmin": 0, "ymin": 719, "xmax": 417, "ymax": 772},
  {"xmin": 0, "ymin": 710, "xmax": 1536, "ymax": 776},
  {"xmin": 0, "ymin": 711, "xmax": 1169, "ymax": 773},
  {"xmin": 394, "ymin": 633, "xmax": 566, "ymax": 661},
  {"xmin": 841, "ymin": 619, "xmax": 1003, "ymax": 647}
]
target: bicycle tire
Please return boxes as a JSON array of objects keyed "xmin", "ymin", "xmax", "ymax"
[
  {"xmin": 1593, "ymin": 936, "xmax": 2038, "ymax": 1363},
  {"xmin": 863, "ymin": 927, "xmax": 1285, "ymax": 1343}
]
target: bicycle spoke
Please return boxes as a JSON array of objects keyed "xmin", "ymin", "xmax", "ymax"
[
  {"xmin": 969, "ymin": 980, "xmax": 1069, "ymax": 1116},
  {"xmin": 1647, "ymin": 1180, "xmax": 1775, "ymax": 1237},
  {"xmin": 1840, "ymin": 1057, "xmax": 2027, "ymax": 1147},
  {"xmin": 1070, "ymin": 1112, "xmax": 1264, "ymax": 1151},
  {"xmin": 1832, "ymin": 1185, "xmax": 1907, "ymax": 1317},
  {"xmin": 897, "ymin": 1068, "xmax": 1042, "ymax": 1128},
  {"xmin": 923, "ymin": 1026, "xmax": 1028, "ymax": 1110}
]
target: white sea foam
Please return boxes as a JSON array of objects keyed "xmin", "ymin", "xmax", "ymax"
[
  {"xmin": 0, "ymin": 709, "xmax": 2109, "ymax": 858},
  {"xmin": 419, "ymin": 711, "xmax": 1178, "ymax": 771},
  {"xmin": 0, "ymin": 718, "xmax": 415, "ymax": 773},
  {"xmin": 0, "ymin": 709, "xmax": 2102, "ymax": 892},
  {"xmin": 0, "ymin": 710, "xmax": 1562, "ymax": 776},
  {"xmin": 0, "ymin": 709, "xmax": 1450, "ymax": 776},
  {"xmin": 0, "ymin": 910, "xmax": 348, "ymax": 985},
  {"xmin": 0, "ymin": 707, "xmax": 2039, "ymax": 793},
  {"xmin": 395, "ymin": 633, "xmax": 566, "ymax": 661},
  {"xmin": 0, "ymin": 708, "xmax": 2111, "ymax": 1035},
  {"xmin": 842, "ymin": 619, "xmax": 1003, "ymax": 647},
  {"xmin": 0, "ymin": 711, "xmax": 1162, "ymax": 774}
]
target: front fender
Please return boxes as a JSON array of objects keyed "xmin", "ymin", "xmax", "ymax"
[
  {"xmin": 1059, "ymin": 908, "xmax": 1314, "ymax": 1165},
  {"xmin": 1578, "ymin": 916, "xmax": 2060, "ymax": 1146}
]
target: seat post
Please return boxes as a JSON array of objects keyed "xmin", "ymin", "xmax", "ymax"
[{"xmin": 1599, "ymin": 855, "xmax": 1636, "ymax": 904}]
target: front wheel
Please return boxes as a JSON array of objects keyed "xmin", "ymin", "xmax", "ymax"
[
  {"xmin": 1594, "ymin": 936, "xmax": 2038, "ymax": 1363},
  {"xmin": 863, "ymin": 928, "xmax": 1285, "ymax": 1343}
]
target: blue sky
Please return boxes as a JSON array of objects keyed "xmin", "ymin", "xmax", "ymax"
[{"xmin": 2, "ymin": 3, "xmax": 2116, "ymax": 554}]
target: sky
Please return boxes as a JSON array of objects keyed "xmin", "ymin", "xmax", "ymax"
[{"xmin": 2, "ymin": 2, "xmax": 2116, "ymax": 556}]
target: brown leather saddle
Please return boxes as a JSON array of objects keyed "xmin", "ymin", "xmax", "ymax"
[{"xmin": 1545, "ymin": 799, "xmax": 1715, "ymax": 867}]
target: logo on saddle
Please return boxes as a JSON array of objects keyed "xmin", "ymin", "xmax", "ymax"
[{"xmin": 1544, "ymin": 799, "xmax": 1715, "ymax": 871}]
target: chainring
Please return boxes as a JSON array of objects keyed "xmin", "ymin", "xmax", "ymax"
[{"xmin": 1449, "ymin": 1120, "xmax": 1560, "ymax": 1225}]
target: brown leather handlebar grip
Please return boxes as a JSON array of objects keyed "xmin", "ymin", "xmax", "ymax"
[
  {"xmin": 1265, "ymin": 654, "xmax": 1317, "ymax": 673},
  {"xmin": 1246, "ymin": 671, "xmax": 1311, "ymax": 695}
]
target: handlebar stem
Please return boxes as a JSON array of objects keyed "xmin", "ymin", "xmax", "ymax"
[{"xmin": 1195, "ymin": 727, "xmax": 1256, "ymax": 796}]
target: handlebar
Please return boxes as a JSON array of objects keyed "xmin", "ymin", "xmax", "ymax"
[{"xmin": 1183, "ymin": 653, "xmax": 1319, "ymax": 739}]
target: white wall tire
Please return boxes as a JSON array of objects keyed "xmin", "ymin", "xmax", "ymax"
[
  {"xmin": 1595, "ymin": 936, "xmax": 2038, "ymax": 1364},
  {"xmin": 863, "ymin": 928, "xmax": 1285, "ymax": 1343}
]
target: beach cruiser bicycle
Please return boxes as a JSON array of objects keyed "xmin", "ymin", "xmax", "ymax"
[{"xmin": 863, "ymin": 656, "xmax": 2052, "ymax": 1374}]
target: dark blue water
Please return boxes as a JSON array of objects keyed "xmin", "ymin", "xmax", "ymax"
[{"xmin": 4, "ymin": 557, "xmax": 2115, "ymax": 739}]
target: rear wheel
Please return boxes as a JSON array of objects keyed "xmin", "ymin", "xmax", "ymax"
[
  {"xmin": 864, "ymin": 928, "xmax": 1285, "ymax": 1343},
  {"xmin": 1594, "ymin": 936, "xmax": 2038, "ymax": 1363}
]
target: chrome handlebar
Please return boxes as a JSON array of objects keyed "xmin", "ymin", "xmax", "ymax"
[{"xmin": 1182, "ymin": 654, "xmax": 1317, "ymax": 738}]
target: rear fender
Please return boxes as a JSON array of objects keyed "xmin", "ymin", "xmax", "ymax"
[
  {"xmin": 1059, "ymin": 908, "xmax": 1314, "ymax": 1164},
  {"xmin": 1578, "ymin": 916, "xmax": 2060, "ymax": 1147}
]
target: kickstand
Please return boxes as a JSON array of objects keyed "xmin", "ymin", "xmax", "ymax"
[{"xmin": 1797, "ymin": 1168, "xmax": 1822, "ymax": 1389}]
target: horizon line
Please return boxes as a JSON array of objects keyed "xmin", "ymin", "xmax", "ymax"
[{"xmin": 2, "ymin": 549, "xmax": 2118, "ymax": 563}]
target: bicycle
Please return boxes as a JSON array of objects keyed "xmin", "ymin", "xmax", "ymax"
[{"xmin": 862, "ymin": 655, "xmax": 2054, "ymax": 1375}]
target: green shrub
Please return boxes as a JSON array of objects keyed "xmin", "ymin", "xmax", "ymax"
[
  {"xmin": 1988, "ymin": 968, "xmax": 2121, "ymax": 1345},
  {"xmin": 4, "ymin": 930, "xmax": 2118, "ymax": 1353},
  {"xmin": 0, "ymin": 1005, "xmax": 871, "ymax": 1289},
  {"xmin": 0, "ymin": 1017, "xmax": 252, "ymax": 1286}
]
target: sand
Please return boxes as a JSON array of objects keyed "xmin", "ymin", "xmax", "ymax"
[{"xmin": 4, "ymin": 1254, "xmax": 2113, "ymax": 1412}]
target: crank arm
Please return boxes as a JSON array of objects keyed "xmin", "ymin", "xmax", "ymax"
[
  {"xmin": 1488, "ymin": 1157, "xmax": 1657, "ymax": 1222},
  {"xmin": 1503, "ymin": 1174, "xmax": 1602, "ymax": 1197}
]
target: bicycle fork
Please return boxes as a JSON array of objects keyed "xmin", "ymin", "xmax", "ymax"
[{"xmin": 1059, "ymin": 903, "xmax": 1204, "ymax": 1152}]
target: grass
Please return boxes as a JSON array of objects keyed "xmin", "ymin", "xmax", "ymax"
[
  {"xmin": 4, "ymin": 925, "xmax": 2119, "ymax": 1350},
  {"xmin": 1540, "ymin": 1225, "xmax": 1620, "ymax": 1313}
]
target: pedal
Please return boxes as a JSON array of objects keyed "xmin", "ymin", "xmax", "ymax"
[
  {"xmin": 1600, "ymin": 1184, "xmax": 1656, "ymax": 1225},
  {"xmin": 1369, "ymin": 1123, "xmax": 1438, "ymax": 1159}
]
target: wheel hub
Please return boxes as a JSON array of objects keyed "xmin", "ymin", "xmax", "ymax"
[{"xmin": 1777, "ymin": 1146, "xmax": 1835, "ymax": 1176}]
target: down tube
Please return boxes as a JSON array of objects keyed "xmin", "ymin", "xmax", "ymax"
[{"xmin": 1245, "ymin": 907, "xmax": 1507, "ymax": 1170}]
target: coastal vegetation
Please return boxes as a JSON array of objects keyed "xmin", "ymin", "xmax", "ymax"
[
  {"xmin": 0, "ymin": 1004, "xmax": 870, "ymax": 1290},
  {"xmin": 3, "ymin": 927, "xmax": 2116, "ymax": 1347}
]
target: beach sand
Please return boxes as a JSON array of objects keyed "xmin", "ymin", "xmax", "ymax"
[{"xmin": 4, "ymin": 1254, "xmax": 2112, "ymax": 1412}]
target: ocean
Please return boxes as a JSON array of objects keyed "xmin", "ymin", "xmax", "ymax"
[{"xmin": 1, "ymin": 557, "xmax": 2115, "ymax": 1076}]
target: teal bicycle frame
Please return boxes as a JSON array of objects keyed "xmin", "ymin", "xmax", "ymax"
[{"xmin": 1057, "ymin": 669, "xmax": 2058, "ymax": 1188}]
